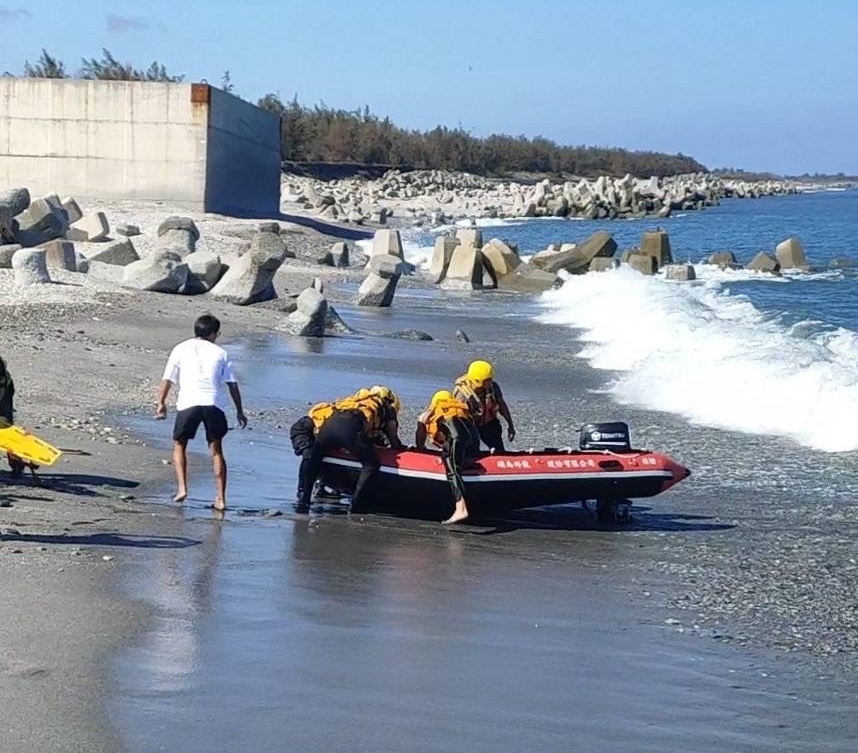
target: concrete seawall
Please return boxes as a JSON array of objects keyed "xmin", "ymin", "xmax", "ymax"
[{"xmin": 0, "ymin": 79, "xmax": 280, "ymax": 216}]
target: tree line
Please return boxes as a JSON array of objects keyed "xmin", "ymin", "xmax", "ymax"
[
  {"xmin": 16, "ymin": 49, "xmax": 707, "ymax": 178},
  {"xmin": 256, "ymin": 95, "xmax": 705, "ymax": 177},
  {"xmin": 19, "ymin": 48, "xmax": 183, "ymax": 83}
]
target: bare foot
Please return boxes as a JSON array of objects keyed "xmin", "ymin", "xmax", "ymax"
[
  {"xmin": 173, "ymin": 490, "xmax": 188, "ymax": 503},
  {"xmin": 212, "ymin": 497, "xmax": 226, "ymax": 511},
  {"xmin": 442, "ymin": 501, "xmax": 469, "ymax": 525}
]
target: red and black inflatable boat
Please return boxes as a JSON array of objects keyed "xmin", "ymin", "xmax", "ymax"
[{"xmin": 319, "ymin": 422, "xmax": 691, "ymax": 523}]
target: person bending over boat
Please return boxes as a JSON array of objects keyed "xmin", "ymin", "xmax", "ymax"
[
  {"xmin": 453, "ymin": 359, "xmax": 516, "ymax": 452},
  {"xmin": 289, "ymin": 388, "xmax": 374, "ymax": 500},
  {"xmin": 297, "ymin": 385, "xmax": 403, "ymax": 513},
  {"xmin": 416, "ymin": 390, "xmax": 480, "ymax": 525}
]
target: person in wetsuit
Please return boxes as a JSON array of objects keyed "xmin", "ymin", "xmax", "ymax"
[
  {"xmin": 0, "ymin": 356, "xmax": 25, "ymax": 477},
  {"xmin": 296, "ymin": 385, "xmax": 403, "ymax": 513},
  {"xmin": 289, "ymin": 388, "xmax": 376, "ymax": 500},
  {"xmin": 452, "ymin": 359, "xmax": 515, "ymax": 452},
  {"xmin": 416, "ymin": 389, "xmax": 480, "ymax": 525}
]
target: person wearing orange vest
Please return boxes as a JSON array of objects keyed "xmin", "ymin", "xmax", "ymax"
[
  {"xmin": 288, "ymin": 388, "xmax": 373, "ymax": 501},
  {"xmin": 416, "ymin": 390, "xmax": 480, "ymax": 525},
  {"xmin": 452, "ymin": 360, "xmax": 515, "ymax": 452},
  {"xmin": 296, "ymin": 385, "xmax": 403, "ymax": 513}
]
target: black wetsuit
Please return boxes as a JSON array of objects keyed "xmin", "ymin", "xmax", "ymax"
[
  {"xmin": 0, "ymin": 367, "xmax": 24, "ymax": 475},
  {"xmin": 456, "ymin": 380, "xmax": 506, "ymax": 452},
  {"xmin": 298, "ymin": 409, "xmax": 389, "ymax": 511},
  {"xmin": 289, "ymin": 415, "xmax": 315, "ymax": 497},
  {"xmin": 478, "ymin": 417, "xmax": 505, "ymax": 453},
  {"xmin": 437, "ymin": 416, "xmax": 481, "ymax": 503},
  {"xmin": 0, "ymin": 370, "xmax": 14, "ymax": 427}
]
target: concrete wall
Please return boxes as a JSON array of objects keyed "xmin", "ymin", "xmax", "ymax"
[
  {"xmin": 0, "ymin": 79, "xmax": 208, "ymax": 206},
  {"xmin": 205, "ymin": 87, "xmax": 281, "ymax": 216},
  {"xmin": 0, "ymin": 79, "xmax": 281, "ymax": 215}
]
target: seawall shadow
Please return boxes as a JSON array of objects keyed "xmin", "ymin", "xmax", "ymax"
[
  {"xmin": 226, "ymin": 206, "xmax": 375, "ymax": 240},
  {"xmin": 277, "ymin": 212, "xmax": 374, "ymax": 241}
]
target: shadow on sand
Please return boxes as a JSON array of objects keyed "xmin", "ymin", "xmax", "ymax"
[
  {"xmin": 470, "ymin": 505, "xmax": 736, "ymax": 535},
  {"xmin": 278, "ymin": 212, "xmax": 374, "ymax": 241},
  {"xmin": 0, "ymin": 530, "xmax": 200, "ymax": 549},
  {"xmin": 1, "ymin": 471, "xmax": 140, "ymax": 498},
  {"xmin": 280, "ymin": 497, "xmax": 736, "ymax": 537}
]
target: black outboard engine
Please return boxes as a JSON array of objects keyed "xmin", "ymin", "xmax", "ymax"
[{"xmin": 579, "ymin": 422, "xmax": 631, "ymax": 452}]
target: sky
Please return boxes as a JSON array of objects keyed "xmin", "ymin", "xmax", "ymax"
[{"xmin": 2, "ymin": 0, "xmax": 857, "ymax": 175}]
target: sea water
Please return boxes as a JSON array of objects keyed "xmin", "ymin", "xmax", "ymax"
[{"xmin": 402, "ymin": 190, "xmax": 858, "ymax": 452}]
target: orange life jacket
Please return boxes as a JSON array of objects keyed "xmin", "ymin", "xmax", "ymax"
[
  {"xmin": 332, "ymin": 392, "xmax": 387, "ymax": 437},
  {"xmin": 453, "ymin": 375, "xmax": 499, "ymax": 424},
  {"xmin": 307, "ymin": 401, "xmax": 335, "ymax": 433},
  {"xmin": 420, "ymin": 397, "xmax": 471, "ymax": 445}
]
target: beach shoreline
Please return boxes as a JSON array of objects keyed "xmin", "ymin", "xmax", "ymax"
[{"xmin": 2, "ymin": 200, "xmax": 857, "ymax": 750}]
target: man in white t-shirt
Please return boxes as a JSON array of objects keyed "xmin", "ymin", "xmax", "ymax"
[{"xmin": 155, "ymin": 314, "xmax": 247, "ymax": 510}]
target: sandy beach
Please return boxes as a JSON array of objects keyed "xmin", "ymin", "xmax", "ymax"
[
  {"xmin": 0, "ymin": 206, "xmax": 350, "ymax": 751},
  {"xmin": 2, "ymin": 198, "xmax": 857, "ymax": 752}
]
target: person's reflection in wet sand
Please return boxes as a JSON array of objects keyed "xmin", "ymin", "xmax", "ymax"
[
  {"xmin": 128, "ymin": 517, "xmax": 225, "ymax": 693},
  {"xmin": 286, "ymin": 517, "xmax": 470, "ymax": 618}
]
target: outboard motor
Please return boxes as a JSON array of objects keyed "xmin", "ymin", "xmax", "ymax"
[{"xmin": 579, "ymin": 422, "xmax": 631, "ymax": 452}]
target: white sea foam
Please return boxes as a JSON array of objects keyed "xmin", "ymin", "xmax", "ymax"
[
  {"xmin": 538, "ymin": 266, "xmax": 858, "ymax": 452},
  {"xmin": 690, "ymin": 263, "xmax": 842, "ymax": 285},
  {"xmin": 429, "ymin": 217, "xmax": 530, "ymax": 234},
  {"xmin": 404, "ymin": 241, "xmax": 433, "ymax": 270},
  {"xmin": 355, "ymin": 238, "xmax": 372, "ymax": 261},
  {"xmin": 356, "ymin": 236, "xmax": 434, "ymax": 271}
]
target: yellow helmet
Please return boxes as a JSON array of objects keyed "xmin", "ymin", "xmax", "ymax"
[
  {"xmin": 467, "ymin": 360, "xmax": 493, "ymax": 383},
  {"xmin": 353, "ymin": 387, "xmax": 371, "ymax": 399},
  {"xmin": 370, "ymin": 385, "xmax": 400, "ymax": 414},
  {"xmin": 431, "ymin": 389, "xmax": 453, "ymax": 407}
]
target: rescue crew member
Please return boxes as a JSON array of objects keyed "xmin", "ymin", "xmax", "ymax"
[
  {"xmin": 0, "ymin": 356, "xmax": 25, "ymax": 476},
  {"xmin": 416, "ymin": 390, "xmax": 480, "ymax": 525},
  {"xmin": 452, "ymin": 360, "xmax": 516, "ymax": 452},
  {"xmin": 297, "ymin": 385, "xmax": 403, "ymax": 513},
  {"xmin": 288, "ymin": 388, "xmax": 373, "ymax": 500}
]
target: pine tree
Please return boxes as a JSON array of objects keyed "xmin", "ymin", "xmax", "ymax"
[
  {"xmin": 79, "ymin": 48, "xmax": 183, "ymax": 82},
  {"xmin": 23, "ymin": 49, "xmax": 68, "ymax": 78}
]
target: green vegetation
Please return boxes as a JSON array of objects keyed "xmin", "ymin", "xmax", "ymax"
[
  {"xmin": 21, "ymin": 48, "xmax": 182, "ymax": 82},
  {"xmin": 712, "ymin": 167, "xmax": 782, "ymax": 181},
  {"xmin": 256, "ymin": 95, "xmax": 706, "ymax": 178},
  {"xmin": 714, "ymin": 167, "xmax": 858, "ymax": 183},
  {"xmin": 22, "ymin": 49, "xmax": 67, "ymax": 79},
  {"xmin": 15, "ymin": 49, "xmax": 706, "ymax": 178}
]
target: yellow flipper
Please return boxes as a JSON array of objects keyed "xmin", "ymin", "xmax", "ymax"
[{"xmin": 0, "ymin": 425, "xmax": 63, "ymax": 467}]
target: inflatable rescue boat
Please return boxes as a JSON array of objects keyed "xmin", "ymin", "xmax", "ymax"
[{"xmin": 319, "ymin": 422, "xmax": 690, "ymax": 523}]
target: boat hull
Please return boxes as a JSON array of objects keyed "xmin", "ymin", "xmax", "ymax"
[{"xmin": 319, "ymin": 447, "xmax": 690, "ymax": 520}]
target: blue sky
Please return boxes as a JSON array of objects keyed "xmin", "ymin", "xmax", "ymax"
[{"xmin": 3, "ymin": 0, "xmax": 856, "ymax": 174}]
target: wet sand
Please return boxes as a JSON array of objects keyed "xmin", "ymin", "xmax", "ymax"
[
  {"xmin": 114, "ymin": 513, "xmax": 855, "ymax": 753},
  {"xmin": 121, "ymin": 303, "xmax": 856, "ymax": 752},
  {"xmin": 2, "ymin": 264, "xmax": 857, "ymax": 751}
]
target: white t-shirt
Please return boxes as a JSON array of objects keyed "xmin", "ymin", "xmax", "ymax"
[{"xmin": 162, "ymin": 338, "xmax": 237, "ymax": 412}]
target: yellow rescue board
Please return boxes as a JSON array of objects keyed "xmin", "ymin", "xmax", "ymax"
[{"xmin": 0, "ymin": 426, "xmax": 63, "ymax": 466}]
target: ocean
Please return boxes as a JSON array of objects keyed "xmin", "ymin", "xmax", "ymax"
[{"xmin": 402, "ymin": 189, "xmax": 858, "ymax": 452}]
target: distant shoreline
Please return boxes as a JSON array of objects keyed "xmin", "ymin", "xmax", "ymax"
[{"xmin": 281, "ymin": 161, "xmax": 858, "ymax": 188}]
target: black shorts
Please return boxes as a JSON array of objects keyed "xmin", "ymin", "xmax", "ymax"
[{"xmin": 173, "ymin": 406, "xmax": 228, "ymax": 443}]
